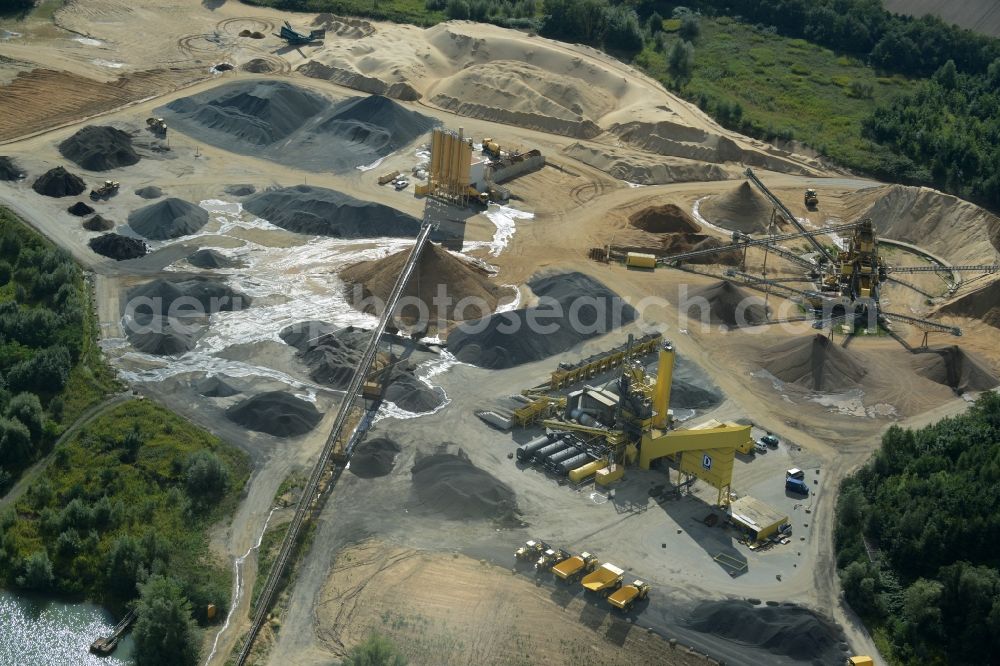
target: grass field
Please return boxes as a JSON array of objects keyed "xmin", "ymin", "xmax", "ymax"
[{"xmin": 636, "ymin": 17, "xmax": 919, "ymax": 170}]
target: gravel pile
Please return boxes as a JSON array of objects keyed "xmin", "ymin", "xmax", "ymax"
[
  {"xmin": 67, "ymin": 201, "xmax": 95, "ymax": 217},
  {"xmin": 58, "ymin": 125, "xmax": 139, "ymax": 171},
  {"xmin": 685, "ymin": 280, "xmax": 769, "ymax": 326},
  {"xmin": 700, "ymin": 182, "xmax": 778, "ymax": 234},
  {"xmin": 197, "ymin": 375, "xmax": 241, "ymax": 397},
  {"xmin": 384, "ymin": 372, "xmax": 446, "ymax": 413},
  {"xmin": 187, "ymin": 248, "xmax": 243, "ymax": 269},
  {"xmin": 912, "ymin": 346, "xmax": 998, "ymax": 394},
  {"xmin": 350, "ymin": 437, "xmax": 401, "ymax": 478},
  {"xmin": 761, "ymin": 334, "xmax": 867, "ymax": 392},
  {"xmin": 0, "ymin": 156, "xmax": 24, "ymax": 180},
  {"xmin": 223, "ymin": 184, "xmax": 256, "ymax": 196},
  {"xmin": 937, "ymin": 280, "xmax": 1000, "ymax": 328},
  {"xmin": 134, "ymin": 185, "xmax": 163, "ymax": 199},
  {"xmin": 411, "ymin": 449, "xmax": 517, "ymax": 520},
  {"xmin": 88, "ymin": 233, "xmax": 148, "ymax": 260},
  {"xmin": 82, "ymin": 215, "xmax": 114, "ymax": 231},
  {"xmin": 226, "ymin": 391, "xmax": 322, "ymax": 437},
  {"xmin": 629, "ymin": 204, "xmax": 701, "ymax": 233},
  {"xmin": 128, "ymin": 198, "xmax": 209, "ymax": 240},
  {"xmin": 32, "ymin": 166, "xmax": 86, "ymax": 197},
  {"xmin": 280, "ymin": 323, "xmax": 367, "ymax": 389}
]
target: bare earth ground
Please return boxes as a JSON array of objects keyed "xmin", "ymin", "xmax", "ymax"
[{"xmin": 2, "ymin": 3, "xmax": 1000, "ymax": 666}]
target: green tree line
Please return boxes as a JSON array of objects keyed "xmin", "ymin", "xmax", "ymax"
[{"xmin": 835, "ymin": 392, "xmax": 1000, "ymax": 664}]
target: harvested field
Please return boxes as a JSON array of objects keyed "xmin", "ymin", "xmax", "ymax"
[
  {"xmin": 226, "ymin": 391, "xmax": 322, "ymax": 437},
  {"xmin": 127, "ymin": 197, "xmax": 209, "ymax": 240},
  {"xmin": 349, "ymin": 437, "xmax": 401, "ymax": 478},
  {"xmin": 937, "ymin": 280, "xmax": 1000, "ymax": 328},
  {"xmin": 699, "ymin": 182, "xmax": 777, "ymax": 234},
  {"xmin": 410, "ymin": 449, "xmax": 516, "ymax": 520},
  {"xmin": 58, "ymin": 125, "xmax": 139, "ymax": 171},
  {"xmin": 761, "ymin": 334, "xmax": 867, "ymax": 392},
  {"xmin": 883, "ymin": 0, "xmax": 1000, "ymax": 38},
  {"xmin": 88, "ymin": 233, "xmax": 147, "ymax": 260},
  {"xmin": 911, "ymin": 346, "xmax": 999, "ymax": 394},
  {"xmin": 685, "ymin": 281, "xmax": 769, "ymax": 327},
  {"xmin": 32, "ymin": 166, "xmax": 85, "ymax": 197}
]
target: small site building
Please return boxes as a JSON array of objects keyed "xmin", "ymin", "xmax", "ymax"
[{"xmin": 728, "ymin": 495, "xmax": 788, "ymax": 543}]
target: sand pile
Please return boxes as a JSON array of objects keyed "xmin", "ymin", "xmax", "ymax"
[
  {"xmin": 226, "ymin": 391, "xmax": 322, "ymax": 437},
  {"xmin": 411, "ymin": 449, "xmax": 516, "ymax": 520},
  {"xmin": 243, "ymin": 185, "xmax": 420, "ymax": 238},
  {"xmin": 350, "ymin": 437, "xmax": 401, "ymax": 478},
  {"xmin": 563, "ymin": 143, "xmax": 730, "ymax": 185},
  {"xmin": 384, "ymin": 372, "xmax": 446, "ymax": 413},
  {"xmin": 629, "ymin": 204, "xmax": 700, "ymax": 234},
  {"xmin": 448, "ymin": 272, "xmax": 636, "ymax": 369},
  {"xmin": 700, "ymin": 182, "xmax": 777, "ymax": 234},
  {"xmin": 280, "ymin": 323, "xmax": 367, "ymax": 388},
  {"xmin": 82, "ymin": 215, "xmax": 114, "ymax": 231},
  {"xmin": 88, "ymin": 233, "xmax": 147, "ymax": 260},
  {"xmin": 158, "ymin": 81, "xmax": 437, "ymax": 172},
  {"xmin": 128, "ymin": 198, "xmax": 209, "ymax": 240},
  {"xmin": 67, "ymin": 201, "xmax": 94, "ymax": 217},
  {"xmin": 187, "ymin": 248, "xmax": 243, "ymax": 269},
  {"xmin": 32, "ymin": 167, "xmax": 86, "ymax": 197},
  {"xmin": 311, "ymin": 14, "xmax": 375, "ymax": 38},
  {"xmin": 912, "ymin": 346, "xmax": 998, "ymax": 393},
  {"xmin": 134, "ymin": 186, "xmax": 162, "ymax": 199},
  {"xmin": 843, "ymin": 184, "xmax": 1000, "ymax": 264},
  {"xmin": 197, "ymin": 375, "xmax": 241, "ymax": 397},
  {"xmin": 241, "ymin": 58, "xmax": 279, "ymax": 74},
  {"xmin": 341, "ymin": 243, "xmax": 502, "ymax": 323},
  {"xmin": 0, "ymin": 156, "xmax": 24, "ymax": 180},
  {"xmin": 58, "ymin": 125, "xmax": 139, "ymax": 171},
  {"xmin": 686, "ymin": 281, "xmax": 768, "ymax": 326},
  {"xmin": 937, "ymin": 280, "xmax": 1000, "ymax": 328},
  {"xmin": 762, "ymin": 334, "xmax": 867, "ymax": 391},
  {"xmin": 688, "ymin": 600, "xmax": 844, "ymax": 664},
  {"xmin": 662, "ymin": 235, "xmax": 742, "ymax": 265}
]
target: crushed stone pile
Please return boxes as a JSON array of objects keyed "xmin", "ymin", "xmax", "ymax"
[
  {"xmin": 32, "ymin": 166, "xmax": 86, "ymax": 197},
  {"xmin": 126, "ymin": 315, "xmax": 201, "ymax": 355},
  {"xmin": 0, "ymin": 156, "xmax": 24, "ymax": 180},
  {"xmin": 243, "ymin": 185, "xmax": 420, "ymax": 238},
  {"xmin": 661, "ymin": 234, "xmax": 742, "ymax": 266},
  {"xmin": 629, "ymin": 204, "xmax": 701, "ymax": 234},
  {"xmin": 88, "ymin": 233, "xmax": 147, "ymax": 260},
  {"xmin": 350, "ymin": 437, "xmax": 401, "ymax": 478},
  {"xmin": 384, "ymin": 372, "xmax": 446, "ymax": 413},
  {"xmin": 762, "ymin": 334, "xmax": 867, "ymax": 392},
  {"xmin": 700, "ymin": 182, "xmax": 777, "ymax": 234},
  {"xmin": 937, "ymin": 280, "xmax": 1000, "ymax": 328},
  {"xmin": 187, "ymin": 248, "xmax": 243, "ymax": 269},
  {"xmin": 226, "ymin": 391, "xmax": 322, "ymax": 437},
  {"xmin": 411, "ymin": 449, "xmax": 517, "ymax": 520},
  {"xmin": 128, "ymin": 277, "xmax": 251, "ymax": 317},
  {"xmin": 197, "ymin": 375, "xmax": 241, "ymax": 397},
  {"xmin": 241, "ymin": 58, "xmax": 278, "ymax": 73},
  {"xmin": 912, "ymin": 346, "xmax": 998, "ymax": 394},
  {"xmin": 341, "ymin": 243, "xmax": 502, "ymax": 323},
  {"xmin": 128, "ymin": 197, "xmax": 209, "ymax": 240},
  {"xmin": 280, "ymin": 323, "xmax": 367, "ymax": 388},
  {"xmin": 58, "ymin": 125, "xmax": 139, "ymax": 171},
  {"xmin": 223, "ymin": 183, "xmax": 256, "ymax": 196},
  {"xmin": 82, "ymin": 215, "xmax": 114, "ymax": 231},
  {"xmin": 67, "ymin": 201, "xmax": 95, "ymax": 217},
  {"xmin": 448, "ymin": 272, "xmax": 636, "ymax": 369},
  {"xmin": 686, "ymin": 281, "xmax": 769, "ymax": 326},
  {"xmin": 688, "ymin": 600, "xmax": 845, "ymax": 664},
  {"xmin": 157, "ymin": 81, "xmax": 437, "ymax": 172},
  {"xmin": 134, "ymin": 185, "xmax": 163, "ymax": 199}
]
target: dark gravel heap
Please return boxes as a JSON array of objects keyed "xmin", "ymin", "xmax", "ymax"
[
  {"xmin": 58, "ymin": 125, "xmax": 139, "ymax": 171},
  {"xmin": 32, "ymin": 167, "xmax": 86, "ymax": 197}
]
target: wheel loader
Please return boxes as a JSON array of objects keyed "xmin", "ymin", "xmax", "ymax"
[{"xmin": 89, "ymin": 180, "xmax": 120, "ymax": 201}]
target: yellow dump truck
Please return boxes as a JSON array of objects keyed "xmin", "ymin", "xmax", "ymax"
[
  {"xmin": 551, "ymin": 552, "xmax": 598, "ymax": 582},
  {"xmin": 805, "ymin": 188, "xmax": 818, "ymax": 208},
  {"xmin": 581, "ymin": 563, "xmax": 625, "ymax": 593},
  {"xmin": 608, "ymin": 580, "xmax": 650, "ymax": 611},
  {"xmin": 514, "ymin": 539, "xmax": 547, "ymax": 562},
  {"xmin": 847, "ymin": 658, "xmax": 874, "ymax": 666}
]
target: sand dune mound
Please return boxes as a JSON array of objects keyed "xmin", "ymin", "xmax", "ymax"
[
  {"xmin": 700, "ymin": 182, "xmax": 776, "ymax": 234},
  {"xmin": 341, "ymin": 243, "xmax": 502, "ymax": 323},
  {"xmin": 687, "ymin": 281, "xmax": 768, "ymax": 326},
  {"xmin": 134, "ymin": 186, "xmax": 162, "ymax": 199},
  {"xmin": 197, "ymin": 375, "xmax": 241, "ymax": 397},
  {"xmin": 629, "ymin": 204, "xmax": 700, "ymax": 234},
  {"xmin": 88, "ymin": 233, "xmax": 147, "ymax": 260},
  {"xmin": 58, "ymin": 125, "xmax": 139, "ymax": 171},
  {"xmin": 350, "ymin": 437, "xmax": 401, "ymax": 478},
  {"xmin": 187, "ymin": 248, "xmax": 243, "ymax": 269},
  {"xmin": 243, "ymin": 185, "xmax": 420, "ymax": 239},
  {"xmin": 448, "ymin": 272, "xmax": 635, "ymax": 369},
  {"xmin": 912, "ymin": 346, "xmax": 998, "ymax": 393},
  {"xmin": 128, "ymin": 277, "xmax": 251, "ymax": 318},
  {"xmin": 67, "ymin": 201, "xmax": 94, "ymax": 217},
  {"xmin": 226, "ymin": 391, "xmax": 322, "ymax": 437},
  {"xmin": 688, "ymin": 600, "xmax": 844, "ymax": 664},
  {"xmin": 762, "ymin": 334, "xmax": 867, "ymax": 391},
  {"xmin": 564, "ymin": 143, "xmax": 731, "ymax": 185},
  {"xmin": 82, "ymin": 215, "xmax": 114, "ymax": 231},
  {"xmin": 844, "ymin": 184, "xmax": 1000, "ymax": 264},
  {"xmin": 411, "ymin": 449, "xmax": 516, "ymax": 520},
  {"xmin": 937, "ymin": 280, "xmax": 1000, "ymax": 328},
  {"xmin": 0, "ymin": 156, "xmax": 24, "ymax": 181},
  {"xmin": 32, "ymin": 166, "xmax": 86, "ymax": 197},
  {"xmin": 159, "ymin": 81, "xmax": 437, "ymax": 172},
  {"xmin": 128, "ymin": 198, "xmax": 209, "ymax": 240}
]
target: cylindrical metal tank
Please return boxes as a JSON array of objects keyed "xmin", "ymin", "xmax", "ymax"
[
  {"xmin": 516, "ymin": 433, "xmax": 555, "ymax": 462},
  {"xmin": 568, "ymin": 459, "xmax": 604, "ymax": 483},
  {"xmin": 559, "ymin": 453, "xmax": 593, "ymax": 476},
  {"xmin": 546, "ymin": 445, "xmax": 583, "ymax": 468},
  {"xmin": 533, "ymin": 440, "xmax": 572, "ymax": 462}
]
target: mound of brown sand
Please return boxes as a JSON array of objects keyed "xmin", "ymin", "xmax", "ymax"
[
  {"xmin": 629, "ymin": 204, "xmax": 701, "ymax": 234},
  {"xmin": 88, "ymin": 233, "xmax": 147, "ymax": 260},
  {"xmin": 197, "ymin": 375, "xmax": 241, "ymax": 397},
  {"xmin": 187, "ymin": 248, "xmax": 243, "ymax": 269},
  {"xmin": 226, "ymin": 391, "xmax": 321, "ymax": 437},
  {"xmin": 411, "ymin": 449, "xmax": 516, "ymax": 520},
  {"xmin": 67, "ymin": 201, "xmax": 95, "ymax": 217},
  {"xmin": 937, "ymin": 280, "xmax": 1000, "ymax": 328},
  {"xmin": 350, "ymin": 437, "xmax": 401, "ymax": 478},
  {"xmin": 700, "ymin": 182, "xmax": 776, "ymax": 234},
  {"xmin": 688, "ymin": 600, "xmax": 845, "ymax": 664},
  {"xmin": 128, "ymin": 198, "xmax": 209, "ymax": 240},
  {"xmin": 341, "ymin": 243, "xmax": 502, "ymax": 323},
  {"xmin": 134, "ymin": 185, "xmax": 162, "ymax": 199},
  {"xmin": 58, "ymin": 125, "xmax": 139, "ymax": 171},
  {"xmin": 662, "ymin": 235, "xmax": 742, "ymax": 266},
  {"xmin": 687, "ymin": 281, "xmax": 769, "ymax": 326},
  {"xmin": 32, "ymin": 167, "xmax": 86, "ymax": 197},
  {"xmin": 762, "ymin": 334, "xmax": 867, "ymax": 391},
  {"xmin": 82, "ymin": 215, "xmax": 114, "ymax": 231},
  {"xmin": 912, "ymin": 346, "xmax": 998, "ymax": 394},
  {"xmin": 0, "ymin": 156, "xmax": 25, "ymax": 181}
]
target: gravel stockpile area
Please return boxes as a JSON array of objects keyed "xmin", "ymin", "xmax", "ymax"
[
  {"xmin": 912, "ymin": 346, "xmax": 999, "ymax": 394},
  {"xmin": 686, "ymin": 281, "xmax": 769, "ymax": 327},
  {"xmin": 88, "ymin": 233, "xmax": 147, "ymax": 260},
  {"xmin": 82, "ymin": 215, "xmax": 114, "ymax": 231},
  {"xmin": 411, "ymin": 449, "xmax": 517, "ymax": 520},
  {"xmin": 197, "ymin": 375, "xmax": 241, "ymax": 397},
  {"xmin": 226, "ymin": 391, "xmax": 322, "ymax": 437},
  {"xmin": 126, "ymin": 313, "xmax": 202, "ymax": 355},
  {"xmin": 127, "ymin": 198, "xmax": 209, "ymax": 240},
  {"xmin": 58, "ymin": 125, "xmax": 139, "ymax": 171},
  {"xmin": 32, "ymin": 166, "xmax": 86, "ymax": 197},
  {"xmin": 350, "ymin": 437, "xmax": 401, "ymax": 478},
  {"xmin": 384, "ymin": 372, "xmax": 446, "ymax": 413},
  {"xmin": 67, "ymin": 201, "xmax": 95, "ymax": 216},
  {"xmin": 134, "ymin": 185, "xmax": 163, "ymax": 199},
  {"xmin": 0, "ymin": 156, "xmax": 24, "ymax": 180},
  {"xmin": 761, "ymin": 334, "xmax": 867, "ymax": 392},
  {"xmin": 938, "ymin": 280, "xmax": 1000, "ymax": 328},
  {"xmin": 128, "ymin": 277, "xmax": 251, "ymax": 317},
  {"xmin": 243, "ymin": 185, "xmax": 420, "ymax": 238},
  {"xmin": 187, "ymin": 248, "xmax": 243, "ymax": 269},
  {"xmin": 447, "ymin": 272, "xmax": 636, "ymax": 369},
  {"xmin": 629, "ymin": 204, "xmax": 701, "ymax": 233},
  {"xmin": 700, "ymin": 182, "xmax": 778, "ymax": 234},
  {"xmin": 280, "ymin": 323, "xmax": 367, "ymax": 389}
]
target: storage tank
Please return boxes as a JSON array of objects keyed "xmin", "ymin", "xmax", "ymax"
[
  {"xmin": 533, "ymin": 440, "xmax": 573, "ymax": 462},
  {"xmin": 625, "ymin": 252, "xmax": 656, "ymax": 269},
  {"xmin": 558, "ymin": 453, "xmax": 593, "ymax": 476},
  {"xmin": 516, "ymin": 433, "xmax": 555, "ymax": 461},
  {"xmin": 546, "ymin": 445, "xmax": 583, "ymax": 469},
  {"xmin": 568, "ymin": 459, "xmax": 604, "ymax": 483}
]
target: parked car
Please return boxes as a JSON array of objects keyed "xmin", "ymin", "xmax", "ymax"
[
  {"xmin": 760, "ymin": 434, "xmax": 779, "ymax": 448},
  {"xmin": 786, "ymin": 477, "xmax": 809, "ymax": 495}
]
